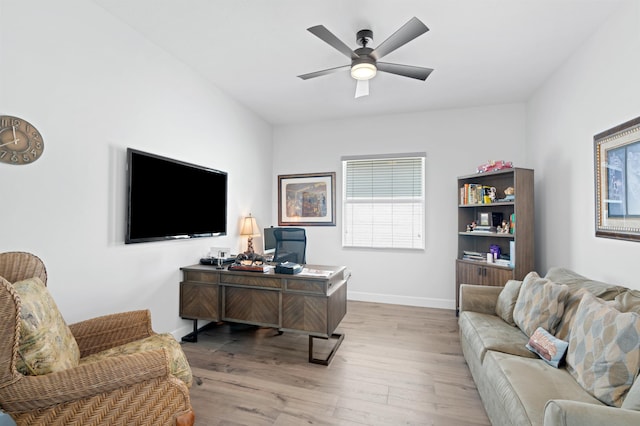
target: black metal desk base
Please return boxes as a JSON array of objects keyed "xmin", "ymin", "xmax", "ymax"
[
  {"xmin": 308, "ymin": 332, "xmax": 344, "ymax": 365},
  {"xmin": 181, "ymin": 319, "xmax": 200, "ymax": 343}
]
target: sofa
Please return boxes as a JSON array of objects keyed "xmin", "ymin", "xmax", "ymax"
[{"xmin": 458, "ymin": 267, "xmax": 640, "ymax": 426}]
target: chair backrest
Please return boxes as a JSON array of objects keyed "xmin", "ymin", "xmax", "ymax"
[
  {"xmin": 0, "ymin": 252, "xmax": 47, "ymax": 286},
  {"xmin": 0, "ymin": 277, "xmax": 21, "ymax": 387},
  {"xmin": 273, "ymin": 228, "xmax": 306, "ymax": 264}
]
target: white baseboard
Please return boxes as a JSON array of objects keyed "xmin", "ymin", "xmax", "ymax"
[
  {"xmin": 171, "ymin": 320, "xmax": 212, "ymax": 341},
  {"xmin": 348, "ymin": 290, "xmax": 455, "ymax": 310}
]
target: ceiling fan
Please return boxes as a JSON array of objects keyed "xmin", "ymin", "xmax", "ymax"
[{"xmin": 297, "ymin": 17, "xmax": 434, "ymax": 98}]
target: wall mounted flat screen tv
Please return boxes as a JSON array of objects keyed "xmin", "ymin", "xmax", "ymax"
[{"xmin": 126, "ymin": 148, "xmax": 227, "ymax": 244}]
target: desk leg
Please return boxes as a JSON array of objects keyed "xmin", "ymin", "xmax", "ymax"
[
  {"xmin": 181, "ymin": 319, "xmax": 198, "ymax": 343},
  {"xmin": 308, "ymin": 332, "xmax": 344, "ymax": 365}
]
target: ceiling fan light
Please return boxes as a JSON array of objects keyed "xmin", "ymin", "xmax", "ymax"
[{"xmin": 351, "ymin": 63, "xmax": 377, "ymax": 80}]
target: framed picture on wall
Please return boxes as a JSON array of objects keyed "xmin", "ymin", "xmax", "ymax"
[
  {"xmin": 594, "ymin": 115, "xmax": 640, "ymax": 241},
  {"xmin": 278, "ymin": 172, "xmax": 336, "ymax": 226}
]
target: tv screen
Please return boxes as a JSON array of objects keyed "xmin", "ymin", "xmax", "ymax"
[{"xmin": 126, "ymin": 148, "xmax": 227, "ymax": 244}]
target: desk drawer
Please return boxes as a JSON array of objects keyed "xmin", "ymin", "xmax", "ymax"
[
  {"xmin": 285, "ymin": 279, "xmax": 325, "ymax": 294},
  {"xmin": 183, "ymin": 270, "xmax": 219, "ymax": 284},
  {"xmin": 221, "ymin": 274, "xmax": 282, "ymax": 289}
]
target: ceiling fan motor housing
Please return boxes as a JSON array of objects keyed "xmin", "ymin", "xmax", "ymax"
[{"xmin": 356, "ymin": 29, "xmax": 373, "ymax": 47}]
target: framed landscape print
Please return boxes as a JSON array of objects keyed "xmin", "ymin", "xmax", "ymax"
[
  {"xmin": 278, "ymin": 172, "xmax": 336, "ymax": 226},
  {"xmin": 594, "ymin": 115, "xmax": 640, "ymax": 241}
]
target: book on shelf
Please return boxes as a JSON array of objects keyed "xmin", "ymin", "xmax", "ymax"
[
  {"xmin": 473, "ymin": 225, "xmax": 497, "ymax": 233},
  {"xmin": 462, "ymin": 251, "xmax": 486, "ymax": 261},
  {"xmin": 460, "ymin": 184, "xmax": 496, "ymax": 205},
  {"xmin": 495, "ymin": 194, "xmax": 515, "ymax": 202},
  {"xmin": 494, "ymin": 259, "xmax": 511, "ymax": 267},
  {"xmin": 509, "ymin": 241, "xmax": 515, "ymax": 267}
]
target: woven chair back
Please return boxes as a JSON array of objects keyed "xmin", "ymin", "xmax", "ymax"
[{"xmin": 0, "ymin": 252, "xmax": 47, "ymax": 286}]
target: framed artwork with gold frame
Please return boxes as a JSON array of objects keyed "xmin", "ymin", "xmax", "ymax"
[{"xmin": 594, "ymin": 115, "xmax": 640, "ymax": 241}]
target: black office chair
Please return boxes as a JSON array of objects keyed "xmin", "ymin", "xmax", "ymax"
[{"xmin": 273, "ymin": 228, "xmax": 306, "ymax": 264}]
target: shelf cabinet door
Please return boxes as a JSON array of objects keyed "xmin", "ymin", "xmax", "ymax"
[{"xmin": 455, "ymin": 260, "xmax": 514, "ymax": 311}]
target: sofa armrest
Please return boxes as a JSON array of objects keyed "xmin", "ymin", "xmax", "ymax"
[
  {"xmin": 544, "ymin": 399, "xmax": 640, "ymax": 426},
  {"xmin": 459, "ymin": 284, "xmax": 502, "ymax": 315},
  {"xmin": 69, "ymin": 309, "xmax": 155, "ymax": 357}
]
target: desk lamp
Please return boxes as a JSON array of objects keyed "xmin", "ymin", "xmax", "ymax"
[{"xmin": 240, "ymin": 214, "xmax": 260, "ymax": 255}]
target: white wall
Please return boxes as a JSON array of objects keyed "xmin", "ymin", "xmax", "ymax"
[
  {"xmin": 527, "ymin": 0, "xmax": 640, "ymax": 288},
  {"xmin": 5, "ymin": 1, "xmax": 635, "ymax": 329},
  {"xmin": 274, "ymin": 104, "xmax": 527, "ymax": 309},
  {"xmin": 0, "ymin": 0, "xmax": 273, "ymax": 337}
]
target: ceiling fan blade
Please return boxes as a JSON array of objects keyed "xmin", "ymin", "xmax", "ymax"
[
  {"xmin": 355, "ymin": 79, "xmax": 369, "ymax": 98},
  {"xmin": 370, "ymin": 17, "xmax": 429, "ymax": 60},
  {"xmin": 297, "ymin": 64, "xmax": 350, "ymax": 80},
  {"xmin": 377, "ymin": 62, "xmax": 433, "ymax": 81},
  {"xmin": 307, "ymin": 25, "xmax": 359, "ymax": 60}
]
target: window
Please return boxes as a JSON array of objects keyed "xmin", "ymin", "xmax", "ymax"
[{"xmin": 342, "ymin": 153, "xmax": 425, "ymax": 249}]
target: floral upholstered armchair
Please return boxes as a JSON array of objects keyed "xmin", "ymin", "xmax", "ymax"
[{"xmin": 0, "ymin": 252, "xmax": 195, "ymax": 426}]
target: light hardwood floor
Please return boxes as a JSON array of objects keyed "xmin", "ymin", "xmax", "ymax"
[{"xmin": 181, "ymin": 301, "xmax": 490, "ymax": 426}]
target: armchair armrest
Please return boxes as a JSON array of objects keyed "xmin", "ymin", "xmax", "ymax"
[
  {"xmin": 544, "ymin": 400, "xmax": 640, "ymax": 426},
  {"xmin": 1, "ymin": 349, "xmax": 170, "ymax": 412},
  {"xmin": 69, "ymin": 309, "xmax": 155, "ymax": 357},
  {"xmin": 459, "ymin": 284, "xmax": 502, "ymax": 315}
]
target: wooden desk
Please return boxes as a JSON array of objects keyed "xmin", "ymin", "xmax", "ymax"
[{"xmin": 179, "ymin": 264, "xmax": 348, "ymax": 364}]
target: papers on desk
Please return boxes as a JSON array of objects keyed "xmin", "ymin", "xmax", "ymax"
[{"xmin": 299, "ymin": 268, "xmax": 332, "ymax": 277}]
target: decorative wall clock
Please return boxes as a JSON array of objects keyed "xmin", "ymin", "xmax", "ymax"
[{"xmin": 0, "ymin": 115, "xmax": 44, "ymax": 165}]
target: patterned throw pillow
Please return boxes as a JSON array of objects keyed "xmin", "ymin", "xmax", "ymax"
[
  {"xmin": 80, "ymin": 333, "xmax": 193, "ymax": 387},
  {"xmin": 14, "ymin": 277, "xmax": 80, "ymax": 375},
  {"xmin": 513, "ymin": 272, "xmax": 570, "ymax": 336},
  {"xmin": 554, "ymin": 288, "xmax": 589, "ymax": 341},
  {"xmin": 495, "ymin": 280, "xmax": 522, "ymax": 326},
  {"xmin": 526, "ymin": 326, "xmax": 569, "ymax": 368},
  {"xmin": 566, "ymin": 292, "xmax": 640, "ymax": 407}
]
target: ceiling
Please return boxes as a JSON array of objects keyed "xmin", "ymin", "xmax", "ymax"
[{"xmin": 93, "ymin": 0, "xmax": 624, "ymax": 126}]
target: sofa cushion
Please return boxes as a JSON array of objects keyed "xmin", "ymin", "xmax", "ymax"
[
  {"xmin": 80, "ymin": 333, "xmax": 193, "ymax": 387},
  {"xmin": 615, "ymin": 290, "xmax": 640, "ymax": 314},
  {"xmin": 546, "ymin": 268, "xmax": 626, "ymax": 341},
  {"xmin": 14, "ymin": 277, "xmax": 80, "ymax": 375},
  {"xmin": 495, "ymin": 280, "xmax": 522, "ymax": 326},
  {"xmin": 459, "ymin": 311, "xmax": 537, "ymax": 363},
  {"xmin": 483, "ymin": 351, "xmax": 604, "ymax": 426},
  {"xmin": 513, "ymin": 272, "xmax": 570, "ymax": 336},
  {"xmin": 544, "ymin": 267, "xmax": 625, "ymax": 299},
  {"xmin": 622, "ymin": 376, "xmax": 640, "ymax": 410},
  {"xmin": 567, "ymin": 291, "xmax": 640, "ymax": 407},
  {"xmin": 526, "ymin": 327, "xmax": 569, "ymax": 368}
]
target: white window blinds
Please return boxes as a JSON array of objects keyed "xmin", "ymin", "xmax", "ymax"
[{"xmin": 342, "ymin": 153, "xmax": 425, "ymax": 249}]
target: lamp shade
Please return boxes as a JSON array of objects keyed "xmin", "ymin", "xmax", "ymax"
[{"xmin": 240, "ymin": 215, "xmax": 260, "ymax": 237}]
